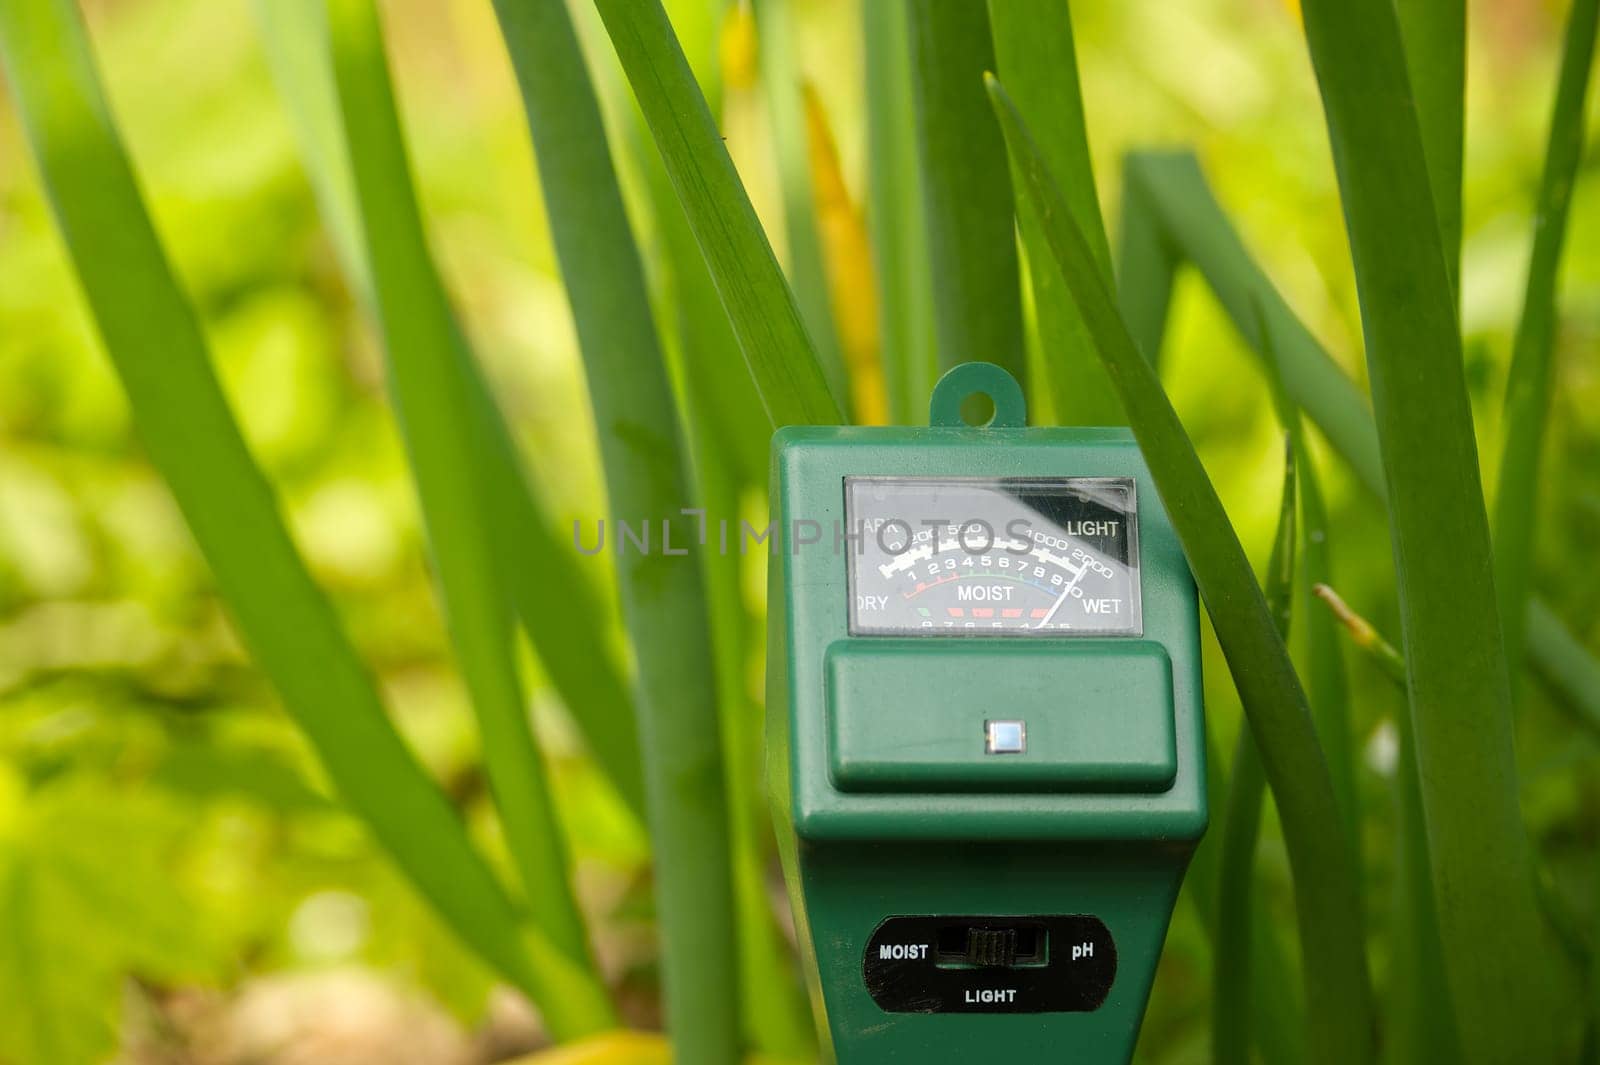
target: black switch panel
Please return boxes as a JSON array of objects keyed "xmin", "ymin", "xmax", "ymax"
[{"xmin": 864, "ymin": 914, "xmax": 1118, "ymax": 1014}]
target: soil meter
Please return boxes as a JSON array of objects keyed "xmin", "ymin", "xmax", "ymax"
[{"xmin": 767, "ymin": 364, "xmax": 1207, "ymax": 1065}]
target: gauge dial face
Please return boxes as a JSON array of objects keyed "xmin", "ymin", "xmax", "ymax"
[{"xmin": 845, "ymin": 477, "xmax": 1141, "ymax": 636}]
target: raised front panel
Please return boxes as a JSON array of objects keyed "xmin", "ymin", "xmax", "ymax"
[{"xmin": 826, "ymin": 640, "xmax": 1177, "ymax": 794}]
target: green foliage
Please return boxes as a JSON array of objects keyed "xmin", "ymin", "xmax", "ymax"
[
  {"xmin": 1395, "ymin": 0, "xmax": 1467, "ymax": 297},
  {"xmin": 612, "ymin": 20, "xmax": 820, "ymax": 1055},
  {"xmin": 753, "ymin": 0, "xmax": 849, "ymax": 412},
  {"xmin": 489, "ymin": 0, "xmax": 742, "ymax": 1058},
  {"xmin": 988, "ymin": 73, "xmax": 1376, "ymax": 1064},
  {"xmin": 1117, "ymin": 152, "xmax": 1386, "ymax": 486},
  {"xmin": 0, "ymin": 0, "xmax": 569, "ymax": 1034},
  {"xmin": 907, "ymin": 0, "xmax": 1026, "ymax": 385},
  {"xmin": 589, "ymin": 0, "xmax": 841, "ymax": 429},
  {"xmin": 3, "ymin": 0, "xmax": 1600, "ymax": 1061},
  {"xmin": 1299, "ymin": 0, "xmax": 1564, "ymax": 1056},
  {"xmin": 1116, "ymin": 148, "xmax": 1600, "ymax": 735},
  {"xmin": 863, "ymin": 0, "xmax": 937, "ymax": 425},
  {"xmin": 0, "ymin": 776, "xmax": 215, "ymax": 1065},
  {"xmin": 255, "ymin": 0, "xmax": 648, "ymax": 824},
  {"xmin": 324, "ymin": 0, "xmax": 613, "ymax": 1032},
  {"xmin": 1212, "ymin": 438, "xmax": 1296, "ymax": 1065},
  {"xmin": 988, "ymin": 0, "xmax": 1122, "ymax": 426},
  {"xmin": 1494, "ymin": 0, "xmax": 1599, "ymax": 689}
]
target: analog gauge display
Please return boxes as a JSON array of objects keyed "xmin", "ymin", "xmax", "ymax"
[{"xmin": 845, "ymin": 477, "xmax": 1141, "ymax": 636}]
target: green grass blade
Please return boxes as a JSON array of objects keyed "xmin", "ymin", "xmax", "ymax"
[
  {"xmin": 253, "ymin": 0, "xmax": 646, "ymax": 823},
  {"xmin": 1212, "ymin": 733, "xmax": 1266, "ymax": 1065},
  {"xmin": 1313, "ymin": 587, "xmax": 1464, "ymax": 1063},
  {"xmin": 1257, "ymin": 300, "xmax": 1363, "ymax": 885},
  {"xmin": 592, "ymin": 3, "xmax": 813, "ymax": 1036},
  {"xmin": 1186, "ymin": 736, "xmax": 1308, "ymax": 1065},
  {"xmin": 863, "ymin": 0, "xmax": 937, "ymax": 426},
  {"xmin": 1394, "ymin": 0, "xmax": 1466, "ymax": 298},
  {"xmin": 1297, "ymin": 0, "xmax": 1564, "ymax": 1054},
  {"xmin": 987, "ymin": 0, "xmax": 1121, "ymax": 426},
  {"xmin": 325, "ymin": 0, "xmax": 613, "ymax": 1025},
  {"xmin": 652, "ymin": 163, "xmax": 818, "ymax": 1065},
  {"xmin": 1119, "ymin": 153, "xmax": 1383, "ymax": 483},
  {"xmin": 752, "ymin": 0, "xmax": 848, "ymax": 412},
  {"xmin": 989, "ymin": 76, "xmax": 1374, "ymax": 1065},
  {"xmin": 1389, "ymin": 711, "xmax": 1466, "ymax": 1064},
  {"xmin": 1115, "ymin": 169, "xmax": 1179, "ymax": 368},
  {"xmin": 590, "ymin": 0, "xmax": 841, "ymax": 428},
  {"xmin": 1494, "ymin": 0, "xmax": 1600, "ymax": 690},
  {"xmin": 1294, "ymin": 446, "xmax": 1360, "ymax": 862},
  {"xmin": 670, "ymin": 356, "xmax": 815, "ymax": 1059},
  {"xmin": 0, "ymin": 0, "xmax": 592, "ymax": 1021},
  {"xmin": 1115, "ymin": 150, "xmax": 1600, "ymax": 738},
  {"xmin": 485, "ymin": 414, "xmax": 648, "ymax": 820},
  {"xmin": 489, "ymin": 2, "xmax": 743, "ymax": 1059},
  {"xmin": 1528, "ymin": 601, "xmax": 1600, "ymax": 734},
  {"xmin": 1213, "ymin": 437, "xmax": 1296, "ymax": 1065},
  {"xmin": 1593, "ymin": 886, "xmax": 1600, "ymax": 1065},
  {"xmin": 615, "ymin": 34, "xmax": 815, "ymax": 1049},
  {"xmin": 631, "ymin": 103, "xmax": 773, "ymax": 488},
  {"xmin": 250, "ymin": 0, "xmax": 370, "ymax": 295},
  {"xmin": 907, "ymin": 1, "xmax": 1026, "ymax": 384}
]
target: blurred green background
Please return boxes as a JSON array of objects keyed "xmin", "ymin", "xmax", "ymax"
[{"xmin": 1, "ymin": 0, "xmax": 1597, "ymax": 1062}]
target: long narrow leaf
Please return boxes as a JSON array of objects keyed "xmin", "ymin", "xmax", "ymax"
[
  {"xmin": 1389, "ymin": 709, "xmax": 1466, "ymax": 1064},
  {"xmin": 626, "ymin": 94, "xmax": 773, "ymax": 488},
  {"xmin": 250, "ymin": 0, "xmax": 370, "ymax": 295},
  {"xmin": 1119, "ymin": 153, "xmax": 1383, "ymax": 481},
  {"xmin": 1394, "ymin": 0, "xmax": 1467, "ymax": 298},
  {"xmin": 1297, "ymin": 1, "xmax": 1562, "ymax": 1056},
  {"xmin": 1211, "ymin": 734, "xmax": 1266, "ymax": 1065},
  {"xmin": 1314, "ymin": 588, "xmax": 1463, "ymax": 1063},
  {"xmin": 489, "ymin": 2, "xmax": 742, "ymax": 1060},
  {"xmin": 1185, "ymin": 737, "xmax": 1308, "ymax": 1065},
  {"xmin": 1494, "ymin": 0, "xmax": 1600, "ymax": 689},
  {"xmin": 752, "ymin": 0, "xmax": 848, "ymax": 410},
  {"xmin": 1115, "ymin": 166, "xmax": 1179, "ymax": 368},
  {"xmin": 592, "ymin": 9, "xmax": 816, "ymax": 1046},
  {"xmin": 590, "ymin": 0, "xmax": 841, "ymax": 428},
  {"xmin": 1116, "ymin": 150, "xmax": 1600, "ymax": 735},
  {"xmin": 1214, "ymin": 438, "xmax": 1296, "ymax": 1065},
  {"xmin": 618, "ymin": 32, "xmax": 818, "ymax": 1051},
  {"xmin": 803, "ymin": 85, "xmax": 890, "ymax": 426},
  {"xmin": 1257, "ymin": 302, "xmax": 1363, "ymax": 883},
  {"xmin": 1529, "ymin": 601, "xmax": 1600, "ymax": 735},
  {"xmin": 253, "ymin": 0, "xmax": 647, "ymax": 822},
  {"xmin": 988, "ymin": 0, "xmax": 1121, "ymax": 426},
  {"xmin": 1294, "ymin": 444, "xmax": 1359, "ymax": 858},
  {"xmin": 863, "ymin": 0, "xmax": 937, "ymax": 424},
  {"xmin": 907, "ymin": 1, "xmax": 1026, "ymax": 384},
  {"xmin": 989, "ymin": 76, "xmax": 1375, "ymax": 1065},
  {"xmin": 669, "ymin": 347, "xmax": 816, "ymax": 1059},
  {"xmin": 324, "ymin": 0, "xmax": 613, "ymax": 1028},
  {"xmin": 0, "ymin": 0, "xmax": 583, "ymax": 1021},
  {"xmin": 579, "ymin": 0, "xmax": 774, "ymax": 490}
]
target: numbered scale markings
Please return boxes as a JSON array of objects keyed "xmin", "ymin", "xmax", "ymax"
[{"xmin": 845, "ymin": 477, "xmax": 1142, "ymax": 637}]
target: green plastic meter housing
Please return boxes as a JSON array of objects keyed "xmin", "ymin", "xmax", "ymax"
[{"xmin": 767, "ymin": 365, "xmax": 1207, "ymax": 1065}]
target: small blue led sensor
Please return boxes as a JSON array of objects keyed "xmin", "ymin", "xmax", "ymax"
[{"xmin": 985, "ymin": 719, "xmax": 1027, "ymax": 755}]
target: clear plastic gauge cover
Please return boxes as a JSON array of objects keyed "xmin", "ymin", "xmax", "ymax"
[{"xmin": 845, "ymin": 477, "xmax": 1142, "ymax": 636}]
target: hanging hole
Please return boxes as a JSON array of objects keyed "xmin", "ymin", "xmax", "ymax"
[
  {"xmin": 960, "ymin": 391, "xmax": 996, "ymax": 427},
  {"xmin": 928, "ymin": 363, "xmax": 1026, "ymax": 427}
]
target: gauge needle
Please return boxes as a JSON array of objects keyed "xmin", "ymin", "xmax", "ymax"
[{"xmin": 1035, "ymin": 565, "xmax": 1088, "ymax": 629}]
